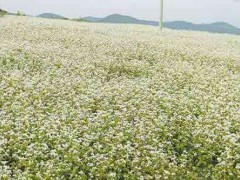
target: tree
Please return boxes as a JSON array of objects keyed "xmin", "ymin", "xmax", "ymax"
[
  {"xmin": 0, "ymin": 8, "xmax": 7, "ymax": 17},
  {"xmin": 17, "ymin": 10, "xmax": 25, "ymax": 16}
]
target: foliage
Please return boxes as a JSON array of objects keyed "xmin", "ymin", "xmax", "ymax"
[
  {"xmin": 0, "ymin": 16, "xmax": 240, "ymax": 179},
  {"xmin": 0, "ymin": 9, "xmax": 7, "ymax": 17},
  {"xmin": 16, "ymin": 11, "xmax": 25, "ymax": 16},
  {"xmin": 72, "ymin": 18, "xmax": 88, "ymax": 22}
]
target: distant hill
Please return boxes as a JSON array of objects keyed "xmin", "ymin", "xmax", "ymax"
[
  {"xmin": 83, "ymin": 14, "xmax": 157, "ymax": 26},
  {"xmin": 83, "ymin": 14, "xmax": 240, "ymax": 35},
  {"xmin": 37, "ymin": 13, "xmax": 67, "ymax": 20},
  {"xmin": 164, "ymin": 21, "xmax": 240, "ymax": 35},
  {"xmin": 100, "ymin": 14, "xmax": 146, "ymax": 24},
  {"xmin": 83, "ymin": 16, "xmax": 103, "ymax": 22}
]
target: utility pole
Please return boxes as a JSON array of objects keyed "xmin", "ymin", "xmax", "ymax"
[{"xmin": 160, "ymin": 0, "xmax": 164, "ymax": 30}]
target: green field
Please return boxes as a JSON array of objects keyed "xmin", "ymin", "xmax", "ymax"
[{"xmin": 1, "ymin": 16, "xmax": 240, "ymax": 179}]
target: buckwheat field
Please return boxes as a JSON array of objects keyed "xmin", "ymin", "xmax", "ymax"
[{"xmin": 1, "ymin": 15, "xmax": 240, "ymax": 179}]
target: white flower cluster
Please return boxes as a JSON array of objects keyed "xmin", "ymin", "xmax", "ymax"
[{"xmin": 0, "ymin": 15, "xmax": 240, "ymax": 179}]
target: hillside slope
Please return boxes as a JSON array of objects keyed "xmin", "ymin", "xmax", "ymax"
[{"xmin": 1, "ymin": 16, "xmax": 240, "ymax": 179}]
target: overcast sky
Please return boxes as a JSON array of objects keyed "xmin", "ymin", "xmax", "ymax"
[{"xmin": 1, "ymin": 0, "xmax": 240, "ymax": 27}]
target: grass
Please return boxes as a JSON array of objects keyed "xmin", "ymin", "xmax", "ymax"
[{"xmin": 0, "ymin": 16, "xmax": 240, "ymax": 179}]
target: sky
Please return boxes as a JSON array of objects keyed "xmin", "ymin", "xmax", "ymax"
[{"xmin": 1, "ymin": 0, "xmax": 240, "ymax": 27}]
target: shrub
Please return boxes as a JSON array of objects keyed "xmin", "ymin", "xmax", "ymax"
[
  {"xmin": 0, "ymin": 9, "xmax": 7, "ymax": 17},
  {"xmin": 16, "ymin": 10, "xmax": 25, "ymax": 16}
]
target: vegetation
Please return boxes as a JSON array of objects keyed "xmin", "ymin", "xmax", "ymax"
[
  {"xmin": 72, "ymin": 18, "xmax": 88, "ymax": 22},
  {"xmin": 0, "ymin": 16, "xmax": 240, "ymax": 179},
  {"xmin": 16, "ymin": 11, "xmax": 25, "ymax": 16},
  {"xmin": 0, "ymin": 9, "xmax": 7, "ymax": 17}
]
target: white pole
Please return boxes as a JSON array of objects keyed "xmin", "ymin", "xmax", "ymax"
[{"xmin": 160, "ymin": 0, "xmax": 164, "ymax": 30}]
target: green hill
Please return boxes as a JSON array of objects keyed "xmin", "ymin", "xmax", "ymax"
[
  {"xmin": 100, "ymin": 14, "xmax": 142, "ymax": 24},
  {"xmin": 37, "ymin": 13, "xmax": 67, "ymax": 20}
]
